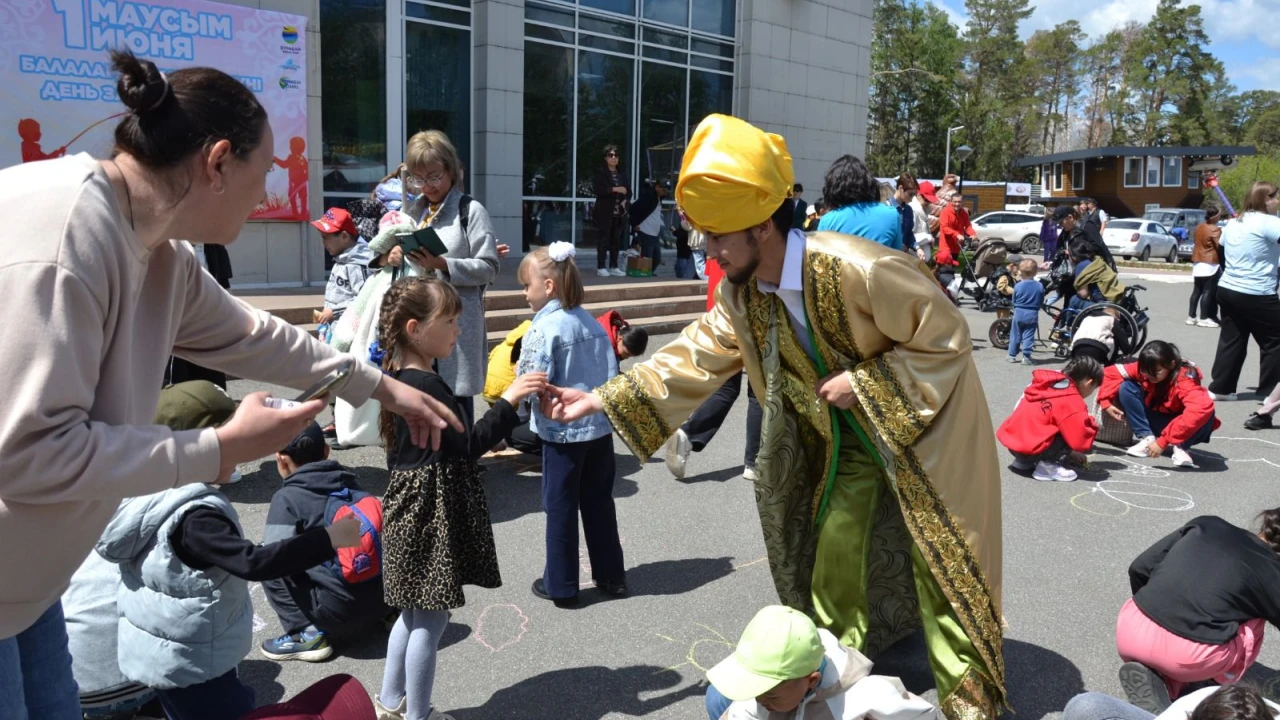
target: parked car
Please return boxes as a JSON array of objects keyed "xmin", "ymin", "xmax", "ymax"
[
  {"xmin": 1142, "ymin": 208, "xmax": 1206, "ymax": 261},
  {"xmin": 972, "ymin": 211, "xmax": 1044, "ymax": 253},
  {"xmin": 1102, "ymin": 219, "xmax": 1180, "ymax": 262}
]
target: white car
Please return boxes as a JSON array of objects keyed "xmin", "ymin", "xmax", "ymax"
[
  {"xmin": 1102, "ymin": 219, "xmax": 1180, "ymax": 263},
  {"xmin": 972, "ymin": 211, "xmax": 1045, "ymax": 253}
]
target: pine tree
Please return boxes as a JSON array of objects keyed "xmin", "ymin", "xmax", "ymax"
[{"xmin": 958, "ymin": 0, "xmax": 1034, "ymax": 179}]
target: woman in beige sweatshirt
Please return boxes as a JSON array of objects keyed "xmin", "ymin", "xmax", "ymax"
[{"xmin": 0, "ymin": 51, "xmax": 461, "ymax": 718}]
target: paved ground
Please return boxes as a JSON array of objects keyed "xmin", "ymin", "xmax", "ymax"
[{"xmin": 223, "ymin": 272, "xmax": 1280, "ymax": 718}]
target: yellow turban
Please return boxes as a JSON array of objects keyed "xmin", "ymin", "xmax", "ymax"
[{"xmin": 676, "ymin": 114, "xmax": 794, "ymax": 234}]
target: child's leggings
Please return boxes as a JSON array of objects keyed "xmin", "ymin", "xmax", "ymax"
[{"xmin": 380, "ymin": 608, "xmax": 449, "ymax": 720}]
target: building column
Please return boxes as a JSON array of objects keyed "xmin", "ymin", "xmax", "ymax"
[{"xmin": 472, "ymin": 0, "xmax": 525, "ymax": 255}]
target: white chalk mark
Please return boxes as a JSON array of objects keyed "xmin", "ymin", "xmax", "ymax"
[
  {"xmin": 473, "ymin": 603, "xmax": 529, "ymax": 652},
  {"xmin": 1095, "ymin": 480, "xmax": 1193, "ymax": 512},
  {"xmin": 1111, "ymin": 458, "xmax": 1171, "ymax": 478}
]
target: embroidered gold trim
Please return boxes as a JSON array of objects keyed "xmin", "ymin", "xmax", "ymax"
[
  {"xmin": 895, "ymin": 450, "xmax": 1007, "ymax": 702},
  {"xmin": 850, "ymin": 357, "xmax": 927, "ymax": 451},
  {"xmin": 806, "ymin": 252, "xmax": 862, "ymax": 365},
  {"xmin": 597, "ymin": 372, "xmax": 670, "ymax": 462},
  {"xmin": 940, "ymin": 667, "xmax": 1002, "ymax": 720}
]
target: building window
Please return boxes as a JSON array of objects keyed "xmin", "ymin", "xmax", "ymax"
[
  {"xmin": 1163, "ymin": 157, "xmax": 1182, "ymax": 187},
  {"xmin": 320, "ymin": 0, "xmax": 387, "ymax": 196},
  {"xmin": 1124, "ymin": 157, "xmax": 1143, "ymax": 187},
  {"xmin": 1053, "ymin": 162, "xmax": 1063, "ymax": 192},
  {"xmin": 522, "ymin": 0, "xmax": 735, "ymax": 248},
  {"xmin": 1189, "ymin": 171, "xmax": 1200, "ymax": 190},
  {"xmin": 404, "ymin": 0, "xmax": 473, "ymax": 172},
  {"xmin": 1146, "ymin": 156, "xmax": 1160, "ymax": 187},
  {"xmin": 1071, "ymin": 160, "xmax": 1085, "ymax": 191},
  {"xmin": 1041, "ymin": 164, "xmax": 1051, "ymax": 195}
]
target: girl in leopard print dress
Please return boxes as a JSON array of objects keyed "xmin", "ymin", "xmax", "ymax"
[{"xmin": 373, "ymin": 277, "xmax": 546, "ymax": 720}]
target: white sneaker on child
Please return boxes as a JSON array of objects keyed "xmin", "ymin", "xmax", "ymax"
[
  {"xmin": 1171, "ymin": 446, "xmax": 1197, "ymax": 468},
  {"xmin": 1032, "ymin": 461, "xmax": 1077, "ymax": 482},
  {"xmin": 375, "ymin": 696, "xmax": 406, "ymax": 720},
  {"xmin": 1126, "ymin": 436, "xmax": 1157, "ymax": 458},
  {"xmin": 1005, "ymin": 356, "xmax": 1019, "ymax": 363}
]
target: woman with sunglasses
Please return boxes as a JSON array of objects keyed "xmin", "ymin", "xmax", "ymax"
[
  {"xmin": 1208, "ymin": 181, "xmax": 1280, "ymax": 406},
  {"xmin": 593, "ymin": 144, "xmax": 630, "ymax": 277},
  {"xmin": 398, "ymin": 130, "xmax": 501, "ymax": 428}
]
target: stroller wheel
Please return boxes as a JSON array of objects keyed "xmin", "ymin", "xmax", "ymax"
[{"xmin": 989, "ymin": 318, "xmax": 1011, "ymax": 349}]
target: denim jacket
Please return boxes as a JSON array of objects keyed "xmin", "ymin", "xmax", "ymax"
[{"xmin": 517, "ymin": 299, "xmax": 617, "ymax": 443}]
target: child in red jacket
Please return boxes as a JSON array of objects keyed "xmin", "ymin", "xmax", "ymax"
[
  {"xmin": 997, "ymin": 356, "xmax": 1104, "ymax": 482},
  {"xmin": 1097, "ymin": 340, "xmax": 1219, "ymax": 468}
]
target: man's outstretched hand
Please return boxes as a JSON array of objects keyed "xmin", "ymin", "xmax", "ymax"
[
  {"xmin": 372, "ymin": 375, "xmax": 465, "ymax": 449},
  {"xmin": 540, "ymin": 385, "xmax": 604, "ymax": 422}
]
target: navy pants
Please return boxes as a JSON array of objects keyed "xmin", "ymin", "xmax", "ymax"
[
  {"xmin": 541, "ymin": 435, "xmax": 625, "ymax": 598},
  {"xmin": 1009, "ymin": 309, "xmax": 1038, "ymax": 359},
  {"xmin": 157, "ymin": 669, "xmax": 255, "ymax": 720},
  {"xmin": 1116, "ymin": 379, "xmax": 1215, "ymax": 448}
]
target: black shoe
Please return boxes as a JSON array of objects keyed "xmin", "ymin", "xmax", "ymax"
[
  {"xmin": 1244, "ymin": 412, "xmax": 1273, "ymax": 431},
  {"xmin": 595, "ymin": 579, "xmax": 628, "ymax": 597},
  {"xmin": 1119, "ymin": 662, "xmax": 1172, "ymax": 714},
  {"xmin": 531, "ymin": 579, "xmax": 579, "ymax": 608}
]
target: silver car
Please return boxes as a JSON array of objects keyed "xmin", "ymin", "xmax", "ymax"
[
  {"xmin": 1102, "ymin": 219, "xmax": 1180, "ymax": 262},
  {"xmin": 972, "ymin": 211, "xmax": 1045, "ymax": 254}
]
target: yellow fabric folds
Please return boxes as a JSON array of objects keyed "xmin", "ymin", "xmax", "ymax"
[{"xmin": 675, "ymin": 114, "xmax": 794, "ymax": 235}]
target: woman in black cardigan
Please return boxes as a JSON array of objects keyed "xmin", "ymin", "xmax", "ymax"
[{"xmin": 592, "ymin": 144, "xmax": 630, "ymax": 276}]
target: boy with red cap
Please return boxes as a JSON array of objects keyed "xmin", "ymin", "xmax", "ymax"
[
  {"xmin": 996, "ymin": 356, "xmax": 1103, "ymax": 482},
  {"xmin": 311, "ymin": 208, "xmax": 375, "ymax": 327}
]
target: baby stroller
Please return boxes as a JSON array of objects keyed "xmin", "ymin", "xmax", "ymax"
[{"xmin": 957, "ymin": 238, "xmax": 1009, "ymax": 311}]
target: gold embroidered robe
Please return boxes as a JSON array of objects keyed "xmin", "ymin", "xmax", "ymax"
[{"xmin": 597, "ymin": 232, "xmax": 1005, "ymax": 713}]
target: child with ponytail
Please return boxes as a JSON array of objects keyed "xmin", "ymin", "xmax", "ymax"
[
  {"xmin": 1114, "ymin": 508, "xmax": 1280, "ymax": 713},
  {"xmin": 516, "ymin": 242, "xmax": 623, "ymax": 608},
  {"xmin": 372, "ymin": 277, "xmax": 546, "ymax": 720}
]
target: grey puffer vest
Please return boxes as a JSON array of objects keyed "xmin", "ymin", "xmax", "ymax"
[{"xmin": 96, "ymin": 484, "xmax": 252, "ymax": 690}]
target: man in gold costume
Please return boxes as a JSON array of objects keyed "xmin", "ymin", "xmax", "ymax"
[{"xmin": 544, "ymin": 115, "xmax": 1004, "ymax": 720}]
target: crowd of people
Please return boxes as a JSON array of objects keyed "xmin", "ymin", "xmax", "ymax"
[{"xmin": 3, "ymin": 50, "xmax": 1280, "ymax": 720}]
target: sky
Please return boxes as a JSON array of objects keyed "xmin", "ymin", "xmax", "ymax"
[{"xmin": 932, "ymin": 0, "xmax": 1280, "ymax": 92}]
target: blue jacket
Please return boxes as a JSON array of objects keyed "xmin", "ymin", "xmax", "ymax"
[
  {"xmin": 96, "ymin": 484, "xmax": 252, "ymax": 690},
  {"xmin": 517, "ymin": 299, "xmax": 617, "ymax": 443}
]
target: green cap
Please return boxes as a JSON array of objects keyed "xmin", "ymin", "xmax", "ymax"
[
  {"xmin": 155, "ymin": 381, "xmax": 237, "ymax": 431},
  {"xmin": 706, "ymin": 606, "xmax": 824, "ymax": 701}
]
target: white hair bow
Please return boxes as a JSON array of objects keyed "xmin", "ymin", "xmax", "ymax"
[{"xmin": 548, "ymin": 241, "xmax": 576, "ymax": 262}]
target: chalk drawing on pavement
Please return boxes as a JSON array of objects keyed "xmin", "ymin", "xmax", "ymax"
[
  {"xmin": 656, "ymin": 623, "xmax": 735, "ymax": 674},
  {"xmin": 473, "ymin": 603, "xmax": 530, "ymax": 652},
  {"xmin": 250, "ymin": 584, "xmax": 267, "ymax": 633},
  {"xmin": 1070, "ymin": 480, "xmax": 1194, "ymax": 517}
]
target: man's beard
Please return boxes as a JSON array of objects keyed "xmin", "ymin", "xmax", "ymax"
[{"xmin": 722, "ymin": 231, "xmax": 761, "ymax": 285}]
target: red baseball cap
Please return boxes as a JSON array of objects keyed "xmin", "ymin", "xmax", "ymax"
[
  {"xmin": 237, "ymin": 674, "xmax": 374, "ymax": 720},
  {"xmin": 918, "ymin": 181, "xmax": 939, "ymax": 204},
  {"xmin": 311, "ymin": 207, "xmax": 359, "ymax": 237}
]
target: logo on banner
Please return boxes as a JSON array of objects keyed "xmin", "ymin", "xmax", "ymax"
[
  {"xmin": 282, "ymin": 26, "xmax": 299, "ymax": 44},
  {"xmin": 280, "ymin": 58, "xmax": 300, "ymax": 73},
  {"xmin": 278, "ymin": 77, "xmax": 301, "ymax": 90}
]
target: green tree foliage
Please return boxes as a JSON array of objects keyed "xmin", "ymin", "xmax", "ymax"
[{"xmin": 957, "ymin": 0, "xmax": 1034, "ymax": 179}]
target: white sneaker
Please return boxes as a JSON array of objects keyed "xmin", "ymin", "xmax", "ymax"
[
  {"xmin": 597, "ymin": 268, "xmax": 611, "ymax": 277},
  {"xmin": 665, "ymin": 429, "xmax": 691, "ymax": 479},
  {"xmin": 1032, "ymin": 461, "xmax": 1077, "ymax": 482},
  {"xmin": 375, "ymin": 696, "xmax": 406, "ymax": 720},
  {"xmin": 1127, "ymin": 436, "xmax": 1158, "ymax": 458},
  {"xmin": 1186, "ymin": 317, "xmax": 1198, "ymax": 326},
  {"xmin": 226, "ymin": 468, "xmax": 243, "ymax": 484},
  {"xmin": 426, "ymin": 710, "xmax": 457, "ymax": 720},
  {"xmin": 743, "ymin": 466, "xmax": 758, "ymax": 481},
  {"xmin": 1208, "ymin": 391, "xmax": 1237, "ymax": 401},
  {"xmin": 610, "ymin": 267, "xmax": 626, "ymax": 276},
  {"xmin": 1197, "ymin": 319, "xmax": 1220, "ymax": 328},
  {"xmin": 1171, "ymin": 446, "xmax": 1197, "ymax": 468},
  {"xmin": 1005, "ymin": 356, "xmax": 1019, "ymax": 363}
]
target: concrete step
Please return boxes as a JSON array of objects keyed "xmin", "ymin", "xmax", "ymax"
[
  {"xmin": 240, "ymin": 279, "xmax": 707, "ymax": 325},
  {"xmin": 485, "ymin": 295, "xmax": 708, "ymax": 334},
  {"xmin": 486, "ymin": 311, "xmax": 702, "ymax": 348}
]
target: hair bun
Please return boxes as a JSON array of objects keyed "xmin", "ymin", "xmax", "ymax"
[{"xmin": 110, "ymin": 49, "xmax": 169, "ymax": 114}]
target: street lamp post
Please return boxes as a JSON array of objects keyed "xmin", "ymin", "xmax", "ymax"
[
  {"xmin": 945, "ymin": 126, "xmax": 965, "ymax": 176},
  {"xmin": 953, "ymin": 144, "xmax": 973, "ymax": 193}
]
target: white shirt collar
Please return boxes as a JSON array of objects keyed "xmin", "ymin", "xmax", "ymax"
[{"xmin": 757, "ymin": 229, "xmax": 807, "ymax": 295}]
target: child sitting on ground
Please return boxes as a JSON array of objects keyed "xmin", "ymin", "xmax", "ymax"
[
  {"xmin": 1114, "ymin": 509, "xmax": 1280, "ymax": 713},
  {"xmin": 260, "ymin": 421, "xmax": 392, "ymax": 663},
  {"xmin": 597, "ymin": 309, "xmax": 649, "ymax": 360},
  {"xmin": 483, "ymin": 320, "xmax": 543, "ymax": 456},
  {"xmin": 1097, "ymin": 340, "xmax": 1219, "ymax": 468},
  {"xmin": 1064, "ymin": 681, "xmax": 1280, "ymax": 720},
  {"xmin": 310, "ymin": 207, "xmax": 375, "ymax": 327},
  {"xmin": 1007, "ymin": 258, "xmax": 1045, "ymax": 366},
  {"xmin": 996, "ymin": 356, "xmax": 1103, "ymax": 483},
  {"xmin": 704, "ymin": 605, "xmax": 937, "ymax": 720},
  {"xmin": 95, "ymin": 382, "xmax": 362, "ymax": 720}
]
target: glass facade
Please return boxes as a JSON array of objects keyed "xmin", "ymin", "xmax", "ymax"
[
  {"xmin": 521, "ymin": 0, "xmax": 736, "ymax": 250},
  {"xmin": 404, "ymin": 2, "xmax": 472, "ymax": 172},
  {"xmin": 319, "ymin": 0, "xmax": 387, "ymax": 195}
]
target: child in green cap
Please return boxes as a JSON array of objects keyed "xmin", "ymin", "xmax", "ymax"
[{"xmin": 705, "ymin": 605, "xmax": 938, "ymax": 720}]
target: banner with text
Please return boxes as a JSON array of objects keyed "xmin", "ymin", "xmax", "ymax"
[{"xmin": 1, "ymin": 0, "xmax": 308, "ymax": 220}]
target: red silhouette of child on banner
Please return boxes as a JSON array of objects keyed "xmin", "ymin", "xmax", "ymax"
[
  {"xmin": 18, "ymin": 119, "xmax": 66, "ymax": 163},
  {"xmin": 273, "ymin": 136, "xmax": 309, "ymax": 218}
]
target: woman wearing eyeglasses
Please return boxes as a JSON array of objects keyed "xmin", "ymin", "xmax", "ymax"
[
  {"xmin": 593, "ymin": 144, "xmax": 630, "ymax": 277},
  {"xmin": 399, "ymin": 130, "xmax": 501, "ymax": 427}
]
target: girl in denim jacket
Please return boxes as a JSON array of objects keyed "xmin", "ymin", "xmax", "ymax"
[{"xmin": 516, "ymin": 243, "xmax": 624, "ymax": 607}]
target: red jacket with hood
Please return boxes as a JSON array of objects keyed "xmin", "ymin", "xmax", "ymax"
[
  {"xmin": 997, "ymin": 370, "xmax": 1098, "ymax": 455},
  {"xmin": 1097, "ymin": 362, "xmax": 1219, "ymax": 449}
]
